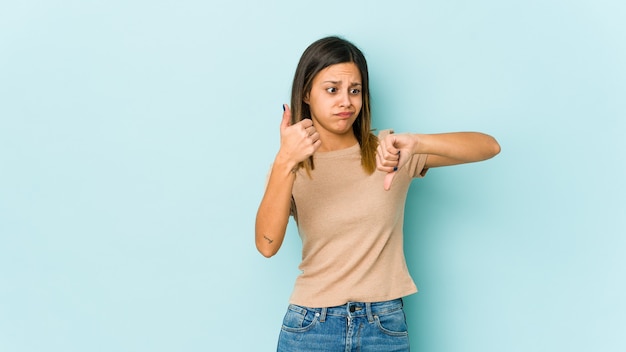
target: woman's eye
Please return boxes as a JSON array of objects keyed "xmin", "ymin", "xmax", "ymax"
[
  {"xmin": 350, "ymin": 88, "xmax": 361, "ymax": 95},
  {"xmin": 326, "ymin": 87, "xmax": 337, "ymax": 93}
]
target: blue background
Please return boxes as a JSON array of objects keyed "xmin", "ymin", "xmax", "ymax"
[{"xmin": 1, "ymin": 1, "xmax": 624, "ymax": 351}]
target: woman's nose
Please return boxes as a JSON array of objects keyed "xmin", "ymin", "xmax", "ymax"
[{"xmin": 339, "ymin": 90, "xmax": 351, "ymax": 107}]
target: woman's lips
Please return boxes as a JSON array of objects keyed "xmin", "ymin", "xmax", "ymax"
[{"xmin": 336, "ymin": 112, "xmax": 353, "ymax": 118}]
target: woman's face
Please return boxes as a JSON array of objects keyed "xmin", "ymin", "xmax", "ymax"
[{"xmin": 305, "ymin": 62, "xmax": 362, "ymax": 138}]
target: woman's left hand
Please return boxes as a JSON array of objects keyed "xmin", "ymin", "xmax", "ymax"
[{"xmin": 376, "ymin": 132, "xmax": 416, "ymax": 191}]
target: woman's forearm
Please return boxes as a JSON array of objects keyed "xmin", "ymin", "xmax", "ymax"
[
  {"xmin": 412, "ymin": 132, "xmax": 500, "ymax": 164},
  {"xmin": 254, "ymin": 156, "xmax": 297, "ymax": 258}
]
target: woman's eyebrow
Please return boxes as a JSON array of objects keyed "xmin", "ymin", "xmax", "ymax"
[{"xmin": 322, "ymin": 80, "xmax": 362, "ymax": 86}]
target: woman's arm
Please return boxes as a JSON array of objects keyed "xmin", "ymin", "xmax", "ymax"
[
  {"xmin": 415, "ymin": 132, "xmax": 500, "ymax": 168},
  {"xmin": 377, "ymin": 132, "xmax": 500, "ymax": 190},
  {"xmin": 255, "ymin": 106, "xmax": 321, "ymax": 257},
  {"xmin": 255, "ymin": 158, "xmax": 296, "ymax": 258}
]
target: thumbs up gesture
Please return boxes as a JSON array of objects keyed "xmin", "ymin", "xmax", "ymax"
[{"xmin": 277, "ymin": 104, "xmax": 322, "ymax": 169}]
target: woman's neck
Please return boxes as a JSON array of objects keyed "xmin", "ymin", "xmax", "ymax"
[{"xmin": 317, "ymin": 132, "xmax": 358, "ymax": 152}]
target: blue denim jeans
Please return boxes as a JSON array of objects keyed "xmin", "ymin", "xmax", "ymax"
[{"xmin": 277, "ymin": 298, "xmax": 410, "ymax": 352}]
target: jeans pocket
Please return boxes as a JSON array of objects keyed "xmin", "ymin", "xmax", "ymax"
[
  {"xmin": 281, "ymin": 304, "xmax": 319, "ymax": 333},
  {"xmin": 374, "ymin": 309, "xmax": 409, "ymax": 337}
]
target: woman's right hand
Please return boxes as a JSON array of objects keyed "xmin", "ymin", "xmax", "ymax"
[
  {"xmin": 277, "ymin": 104, "xmax": 321, "ymax": 167},
  {"xmin": 255, "ymin": 105, "xmax": 321, "ymax": 258}
]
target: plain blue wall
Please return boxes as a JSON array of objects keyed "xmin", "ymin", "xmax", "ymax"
[{"xmin": 1, "ymin": 1, "xmax": 624, "ymax": 351}]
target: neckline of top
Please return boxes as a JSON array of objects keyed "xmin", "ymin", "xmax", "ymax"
[{"xmin": 313, "ymin": 142, "xmax": 360, "ymax": 159}]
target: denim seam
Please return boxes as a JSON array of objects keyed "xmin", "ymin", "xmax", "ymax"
[
  {"xmin": 373, "ymin": 315, "xmax": 409, "ymax": 337},
  {"xmin": 281, "ymin": 315, "xmax": 319, "ymax": 333}
]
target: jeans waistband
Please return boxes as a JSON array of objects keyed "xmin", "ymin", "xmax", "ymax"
[{"xmin": 290, "ymin": 298, "xmax": 403, "ymax": 323}]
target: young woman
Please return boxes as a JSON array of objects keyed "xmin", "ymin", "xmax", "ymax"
[{"xmin": 255, "ymin": 36, "xmax": 500, "ymax": 352}]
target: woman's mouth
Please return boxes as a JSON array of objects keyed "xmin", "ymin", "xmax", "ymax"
[{"xmin": 336, "ymin": 112, "xmax": 353, "ymax": 118}]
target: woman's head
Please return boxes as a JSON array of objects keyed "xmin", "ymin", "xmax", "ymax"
[{"xmin": 291, "ymin": 36, "xmax": 377, "ymax": 173}]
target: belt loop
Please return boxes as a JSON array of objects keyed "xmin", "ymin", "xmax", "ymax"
[
  {"xmin": 365, "ymin": 302, "xmax": 374, "ymax": 323},
  {"xmin": 319, "ymin": 307, "xmax": 327, "ymax": 323}
]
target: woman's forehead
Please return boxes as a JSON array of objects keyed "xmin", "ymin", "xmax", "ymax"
[{"xmin": 315, "ymin": 62, "xmax": 362, "ymax": 82}]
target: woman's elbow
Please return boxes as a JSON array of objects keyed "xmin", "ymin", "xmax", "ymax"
[
  {"xmin": 257, "ymin": 246, "xmax": 276, "ymax": 258},
  {"xmin": 255, "ymin": 236, "xmax": 278, "ymax": 258},
  {"xmin": 480, "ymin": 134, "xmax": 501, "ymax": 160},
  {"xmin": 489, "ymin": 137, "xmax": 501, "ymax": 158}
]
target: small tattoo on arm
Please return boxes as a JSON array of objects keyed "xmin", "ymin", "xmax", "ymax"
[{"xmin": 263, "ymin": 235, "xmax": 274, "ymax": 244}]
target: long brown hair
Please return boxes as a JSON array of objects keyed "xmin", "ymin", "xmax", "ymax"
[{"xmin": 290, "ymin": 36, "xmax": 377, "ymax": 174}]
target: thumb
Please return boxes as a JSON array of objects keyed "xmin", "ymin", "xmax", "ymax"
[
  {"xmin": 280, "ymin": 104, "xmax": 291, "ymax": 132},
  {"xmin": 383, "ymin": 171, "xmax": 396, "ymax": 191}
]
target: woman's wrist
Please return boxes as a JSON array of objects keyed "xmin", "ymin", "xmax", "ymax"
[
  {"xmin": 274, "ymin": 152, "xmax": 299, "ymax": 176},
  {"xmin": 409, "ymin": 133, "xmax": 425, "ymax": 154}
]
